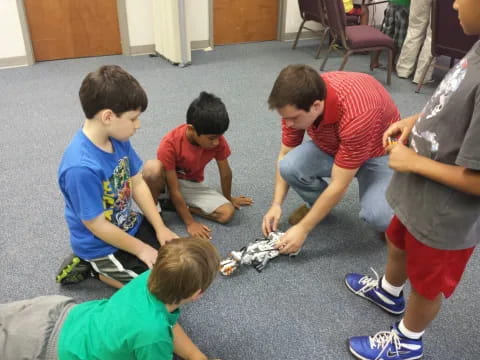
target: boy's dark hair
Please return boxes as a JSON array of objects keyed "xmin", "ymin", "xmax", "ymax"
[
  {"xmin": 148, "ymin": 237, "xmax": 220, "ymax": 304},
  {"xmin": 186, "ymin": 92, "xmax": 229, "ymax": 135},
  {"xmin": 268, "ymin": 64, "xmax": 326, "ymax": 112},
  {"xmin": 79, "ymin": 65, "xmax": 148, "ymax": 119}
]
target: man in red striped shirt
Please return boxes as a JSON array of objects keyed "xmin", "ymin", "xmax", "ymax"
[{"xmin": 262, "ymin": 65, "xmax": 400, "ymax": 254}]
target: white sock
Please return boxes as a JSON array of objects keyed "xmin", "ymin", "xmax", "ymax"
[
  {"xmin": 381, "ymin": 276, "xmax": 404, "ymax": 297},
  {"xmin": 398, "ymin": 319, "xmax": 424, "ymax": 339}
]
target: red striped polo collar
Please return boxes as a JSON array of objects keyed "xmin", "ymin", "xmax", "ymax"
[{"xmin": 318, "ymin": 76, "xmax": 339, "ymax": 125}]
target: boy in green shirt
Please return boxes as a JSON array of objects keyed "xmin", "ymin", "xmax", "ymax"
[{"xmin": 0, "ymin": 237, "xmax": 220, "ymax": 360}]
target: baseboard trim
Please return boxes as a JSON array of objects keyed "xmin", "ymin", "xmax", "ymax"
[
  {"xmin": 130, "ymin": 44, "xmax": 156, "ymax": 56},
  {"xmin": 129, "ymin": 40, "xmax": 210, "ymax": 56},
  {"xmin": 0, "ymin": 55, "xmax": 29, "ymax": 69},
  {"xmin": 282, "ymin": 31, "xmax": 321, "ymax": 42},
  {"xmin": 191, "ymin": 40, "xmax": 210, "ymax": 50}
]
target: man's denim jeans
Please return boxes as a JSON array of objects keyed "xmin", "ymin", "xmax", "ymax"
[{"xmin": 279, "ymin": 141, "xmax": 393, "ymax": 232}]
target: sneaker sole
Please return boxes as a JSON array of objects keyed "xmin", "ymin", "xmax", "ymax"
[
  {"xmin": 349, "ymin": 344, "xmax": 422, "ymax": 360},
  {"xmin": 56, "ymin": 256, "xmax": 89, "ymax": 284},
  {"xmin": 348, "ymin": 345, "xmax": 371, "ymax": 360},
  {"xmin": 344, "ymin": 278, "xmax": 405, "ymax": 315}
]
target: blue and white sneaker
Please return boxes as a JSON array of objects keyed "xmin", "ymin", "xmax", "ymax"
[
  {"xmin": 345, "ymin": 269, "xmax": 405, "ymax": 315},
  {"xmin": 349, "ymin": 323, "xmax": 423, "ymax": 360}
]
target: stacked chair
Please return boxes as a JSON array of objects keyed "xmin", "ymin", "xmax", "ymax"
[{"xmin": 293, "ymin": 0, "xmax": 395, "ymax": 85}]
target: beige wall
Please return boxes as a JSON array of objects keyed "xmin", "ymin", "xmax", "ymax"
[
  {"xmin": 0, "ymin": 0, "xmax": 26, "ymax": 59},
  {"xmin": 0, "ymin": 0, "xmax": 388, "ymax": 67}
]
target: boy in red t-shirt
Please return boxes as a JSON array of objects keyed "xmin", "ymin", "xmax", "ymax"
[{"xmin": 143, "ymin": 92, "xmax": 253, "ymax": 239}]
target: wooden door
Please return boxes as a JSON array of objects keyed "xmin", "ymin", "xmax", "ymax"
[
  {"xmin": 214, "ymin": 0, "xmax": 279, "ymax": 45},
  {"xmin": 24, "ymin": 0, "xmax": 122, "ymax": 61}
]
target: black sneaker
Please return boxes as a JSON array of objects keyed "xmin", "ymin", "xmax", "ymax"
[{"xmin": 56, "ymin": 254, "xmax": 93, "ymax": 284}]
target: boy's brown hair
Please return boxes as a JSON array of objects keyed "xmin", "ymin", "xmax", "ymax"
[
  {"xmin": 148, "ymin": 237, "xmax": 220, "ymax": 304},
  {"xmin": 79, "ymin": 65, "xmax": 148, "ymax": 119},
  {"xmin": 268, "ymin": 64, "xmax": 326, "ymax": 112}
]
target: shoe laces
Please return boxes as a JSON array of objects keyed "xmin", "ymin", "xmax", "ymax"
[
  {"xmin": 369, "ymin": 329, "xmax": 402, "ymax": 359},
  {"xmin": 355, "ymin": 268, "xmax": 380, "ymax": 295}
]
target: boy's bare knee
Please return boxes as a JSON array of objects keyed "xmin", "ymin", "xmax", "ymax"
[
  {"xmin": 142, "ymin": 160, "xmax": 166, "ymax": 200},
  {"xmin": 142, "ymin": 159, "xmax": 164, "ymax": 182},
  {"xmin": 215, "ymin": 203, "xmax": 235, "ymax": 224}
]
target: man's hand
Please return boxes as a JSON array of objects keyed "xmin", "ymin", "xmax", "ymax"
[
  {"xmin": 262, "ymin": 204, "xmax": 282, "ymax": 236},
  {"xmin": 156, "ymin": 227, "xmax": 179, "ymax": 246},
  {"xmin": 274, "ymin": 225, "xmax": 308, "ymax": 254},
  {"xmin": 382, "ymin": 115, "xmax": 417, "ymax": 147},
  {"xmin": 187, "ymin": 221, "xmax": 212, "ymax": 240},
  {"xmin": 231, "ymin": 195, "xmax": 254, "ymax": 209},
  {"xmin": 386, "ymin": 142, "xmax": 419, "ymax": 173},
  {"xmin": 136, "ymin": 244, "xmax": 158, "ymax": 269}
]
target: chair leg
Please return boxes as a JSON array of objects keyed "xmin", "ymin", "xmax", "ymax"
[
  {"xmin": 387, "ymin": 48, "xmax": 393, "ymax": 85},
  {"xmin": 315, "ymin": 28, "xmax": 329, "ymax": 59},
  {"xmin": 415, "ymin": 56, "xmax": 435, "ymax": 93},
  {"xmin": 339, "ymin": 50, "xmax": 352, "ymax": 71},
  {"xmin": 320, "ymin": 39, "xmax": 336, "ymax": 71},
  {"xmin": 292, "ymin": 20, "xmax": 306, "ymax": 50}
]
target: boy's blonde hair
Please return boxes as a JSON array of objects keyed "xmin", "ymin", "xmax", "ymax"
[{"xmin": 148, "ymin": 237, "xmax": 220, "ymax": 304}]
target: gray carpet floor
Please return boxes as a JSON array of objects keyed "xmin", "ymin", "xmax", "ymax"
[{"xmin": 1, "ymin": 39, "xmax": 478, "ymax": 359}]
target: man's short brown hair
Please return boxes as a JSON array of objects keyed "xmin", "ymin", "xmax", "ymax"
[
  {"xmin": 148, "ymin": 237, "xmax": 220, "ymax": 304},
  {"xmin": 79, "ymin": 65, "xmax": 148, "ymax": 119},
  {"xmin": 268, "ymin": 64, "xmax": 326, "ymax": 112}
]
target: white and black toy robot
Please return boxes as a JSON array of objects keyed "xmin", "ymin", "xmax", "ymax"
[{"xmin": 219, "ymin": 231, "xmax": 300, "ymax": 275}]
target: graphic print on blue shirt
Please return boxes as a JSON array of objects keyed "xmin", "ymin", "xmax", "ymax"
[
  {"xmin": 103, "ymin": 156, "xmax": 139, "ymax": 231},
  {"xmin": 58, "ymin": 130, "xmax": 143, "ymax": 259}
]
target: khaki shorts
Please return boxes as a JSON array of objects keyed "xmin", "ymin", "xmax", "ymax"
[{"xmin": 178, "ymin": 179, "xmax": 230, "ymax": 215}]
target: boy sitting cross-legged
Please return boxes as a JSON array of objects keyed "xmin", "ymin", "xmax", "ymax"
[{"xmin": 143, "ymin": 92, "xmax": 253, "ymax": 240}]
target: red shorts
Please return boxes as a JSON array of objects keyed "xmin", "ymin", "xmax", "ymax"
[
  {"xmin": 347, "ymin": 5, "xmax": 363, "ymax": 16},
  {"xmin": 386, "ymin": 216, "xmax": 475, "ymax": 300}
]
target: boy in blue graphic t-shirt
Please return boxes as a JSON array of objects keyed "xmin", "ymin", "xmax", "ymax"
[{"xmin": 57, "ymin": 65, "xmax": 177, "ymax": 288}]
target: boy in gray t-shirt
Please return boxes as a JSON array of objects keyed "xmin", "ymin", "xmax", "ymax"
[{"xmin": 343, "ymin": 1, "xmax": 480, "ymax": 359}]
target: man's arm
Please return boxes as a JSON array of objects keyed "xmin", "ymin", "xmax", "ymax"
[
  {"xmin": 272, "ymin": 144, "xmax": 295, "ymax": 205},
  {"xmin": 83, "ymin": 214, "xmax": 158, "ymax": 268},
  {"xmin": 276, "ymin": 164, "xmax": 358, "ymax": 254},
  {"xmin": 217, "ymin": 159, "xmax": 253, "ymax": 209},
  {"xmin": 172, "ymin": 324, "xmax": 207, "ymax": 360},
  {"xmin": 387, "ymin": 143, "xmax": 480, "ymax": 196},
  {"xmin": 131, "ymin": 173, "xmax": 178, "ymax": 246},
  {"xmin": 166, "ymin": 170, "xmax": 211, "ymax": 239},
  {"xmin": 262, "ymin": 144, "xmax": 295, "ymax": 235}
]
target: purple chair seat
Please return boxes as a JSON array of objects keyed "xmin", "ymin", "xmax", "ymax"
[
  {"xmin": 345, "ymin": 25, "xmax": 394, "ymax": 50},
  {"xmin": 321, "ymin": 0, "xmax": 393, "ymax": 84}
]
